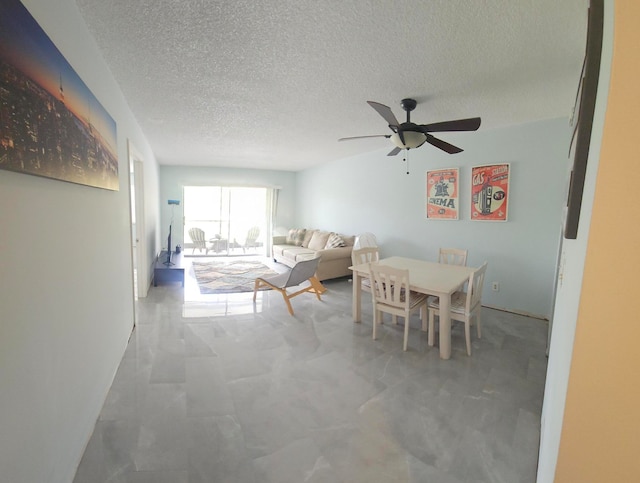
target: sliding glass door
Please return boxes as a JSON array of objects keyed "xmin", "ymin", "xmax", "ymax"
[{"xmin": 183, "ymin": 186, "xmax": 268, "ymax": 256}]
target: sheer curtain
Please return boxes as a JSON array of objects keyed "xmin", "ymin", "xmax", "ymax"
[{"xmin": 266, "ymin": 188, "xmax": 279, "ymax": 256}]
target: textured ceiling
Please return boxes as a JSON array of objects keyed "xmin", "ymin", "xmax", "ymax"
[{"xmin": 75, "ymin": 0, "xmax": 588, "ymax": 171}]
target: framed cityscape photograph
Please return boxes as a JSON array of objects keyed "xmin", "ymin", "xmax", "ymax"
[
  {"xmin": 470, "ymin": 164, "xmax": 510, "ymax": 221},
  {"xmin": 426, "ymin": 168, "xmax": 459, "ymax": 220},
  {"xmin": 0, "ymin": 0, "xmax": 118, "ymax": 190}
]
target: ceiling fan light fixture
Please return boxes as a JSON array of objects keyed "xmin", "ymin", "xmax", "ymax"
[{"xmin": 390, "ymin": 131, "xmax": 426, "ymax": 149}]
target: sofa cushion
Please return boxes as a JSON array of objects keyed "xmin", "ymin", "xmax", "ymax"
[
  {"xmin": 286, "ymin": 228, "xmax": 306, "ymax": 246},
  {"xmin": 308, "ymin": 230, "xmax": 331, "ymax": 250},
  {"xmin": 281, "ymin": 246, "xmax": 315, "ymax": 260},
  {"xmin": 325, "ymin": 232, "xmax": 345, "ymax": 249},
  {"xmin": 315, "ymin": 246, "xmax": 352, "ymax": 261},
  {"xmin": 301, "ymin": 229, "xmax": 316, "ymax": 248}
]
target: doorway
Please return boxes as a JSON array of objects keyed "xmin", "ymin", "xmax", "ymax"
[{"xmin": 183, "ymin": 186, "xmax": 268, "ymax": 257}]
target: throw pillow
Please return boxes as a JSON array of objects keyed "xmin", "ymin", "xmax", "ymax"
[
  {"xmin": 286, "ymin": 228, "xmax": 306, "ymax": 246},
  {"xmin": 325, "ymin": 233, "xmax": 345, "ymax": 249},
  {"xmin": 301, "ymin": 229, "xmax": 316, "ymax": 248},
  {"xmin": 308, "ymin": 230, "xmax": 331, "ymax": 251}
]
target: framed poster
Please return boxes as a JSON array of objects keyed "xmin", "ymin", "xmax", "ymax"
[
  {"xmin": 426, "ymin": 168, "xmax": 459, "ymax": 220},
  {"xmin": 471, "ymin": 164, "xmax": 510, "ymax": 221},
  {"xmin": 0, "ymin": 0, "xmax": 119, "ymax": 190}
]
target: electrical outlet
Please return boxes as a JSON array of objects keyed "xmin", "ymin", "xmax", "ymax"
[{"xmin": 492, "ymin": 282, "xmax": 500, "ymax": 292}]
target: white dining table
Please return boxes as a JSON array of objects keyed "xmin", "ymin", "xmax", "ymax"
[{"xmin": 350, "ymin": 256, "xmax": 474, "ymax": 360}]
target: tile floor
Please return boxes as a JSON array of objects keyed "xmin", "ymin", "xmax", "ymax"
[{"xmin": 73, "ymin": 258, "xmax": 548, "ymax": 483}]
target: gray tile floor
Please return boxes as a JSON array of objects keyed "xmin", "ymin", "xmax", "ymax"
[{"xmin": 73, "ymin": 262, "xmax": 548, "ymax": 483}]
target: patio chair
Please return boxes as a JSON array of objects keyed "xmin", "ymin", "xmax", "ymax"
[
  {"xmin": 238, "ymin": 226, "xmax": 260, "ymax": 253},
  {"xmin": 253, "ymin": 257, "xmax": 324, "ymax": 316},
  {"xmin": 188, "ymin": 227, "xmax": 209, "ymax": 254}
]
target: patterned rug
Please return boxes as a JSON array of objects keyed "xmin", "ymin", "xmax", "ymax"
[{"xmin": 191, "ymin": 259, "xmax": 279, "ymax": 294}]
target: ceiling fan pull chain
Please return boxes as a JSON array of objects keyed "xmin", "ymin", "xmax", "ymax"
[{"xmin": 405, "ymin": 149, "xmax": 410, "ymax": 174}]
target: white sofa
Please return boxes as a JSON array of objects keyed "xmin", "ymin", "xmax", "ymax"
[{"xmin": 272, "ymin": 229, "xmax": 355, "ymax": 281}]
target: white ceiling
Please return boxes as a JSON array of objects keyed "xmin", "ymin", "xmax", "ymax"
[{"xmin": 75, "ymin": 0, "xmax": 588, "ymax": 171}]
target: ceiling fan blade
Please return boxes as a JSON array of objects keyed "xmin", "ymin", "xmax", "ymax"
[
  {"xmin": 426, "ymin": 134, "xmax": 463, "ymax": 154},
  {"xmin": 367, "ymin": 101, "xmax": 400, "ymax": 128},
  {"xmin": 420, "ymin": 117, "xmax": 481, "ymax": 133},
  {"xmin": 338, "ymin": 134, "xmax": 391, "ymax": 142},
  {"xmin": 387, "ymin": 146, "xmax": 402, "ymax": 156}
]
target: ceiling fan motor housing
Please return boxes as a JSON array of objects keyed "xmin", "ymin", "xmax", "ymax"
[
  {"xmin": 391, "ymin": 129, "xmax": 426, "ymax": 149},
  {"xmin": 391, "ymin": 99, "xmax": 426, "ymax": 148}
]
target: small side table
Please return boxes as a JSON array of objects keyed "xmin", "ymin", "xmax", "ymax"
[
  {"xmin": 154, "ymin": 251, "xmax": 185, "ymax": 286},
  {"xmin": 209, "ymin": 237, "xmax": 228, "ymax": 253}
]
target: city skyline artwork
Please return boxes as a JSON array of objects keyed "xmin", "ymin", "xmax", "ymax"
[{"xmin": 0, "ymin": 0, "xmax": 119, "ymax": 190}]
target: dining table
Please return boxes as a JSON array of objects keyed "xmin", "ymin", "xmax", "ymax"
[{"xmin": 350, "ymin": 256, "xmax": 475, "ymax": 360}]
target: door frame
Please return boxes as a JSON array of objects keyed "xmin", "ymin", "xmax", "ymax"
[{"xmin": 127, "ymin": 140, "xmax": 147, "ymax": 304}]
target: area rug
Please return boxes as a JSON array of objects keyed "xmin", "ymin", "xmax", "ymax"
[{"xmin": 191, "ymin": 259, "xmax": 279, "ymax": 294}]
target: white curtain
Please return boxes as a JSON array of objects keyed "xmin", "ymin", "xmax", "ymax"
[{"xmin": 266, "ymin": 188, "xmax": 279, "ymax": 256}]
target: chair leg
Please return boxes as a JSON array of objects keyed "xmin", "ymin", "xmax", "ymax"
[
  {"xmin": 372, "ymin": 308, "xmax": 378, "ymax": 340},
  {"xmin": 428, "ymin": 309, "xmax": 436, "ymax": 346},
  {"xmin": 279, "ymin": 289, "xmax": 295, "ymax": 316},
  {"xmin": 477, "ymin": 311, "xmax": 482, "ymax": 339},
  {"xmin": 309, "ymin": 276, "xmax": 326, "ymax": 295},
  {"xmin": 253, "ymin": 279, "xmax": 262, "ymax": 302},
  {"xmin": 403, "ymin": 313, "xmax": 410, "ymax": 351},
  {"xmin": 465, "ymin": 319, "xmax": 472, "ymax": 356}
]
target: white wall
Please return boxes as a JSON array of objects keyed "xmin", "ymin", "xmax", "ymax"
[
  {"xmin": 159, "ymin": 165, "xmax": 297, "ymax": 250},
  {"xmin": 0, "ymin": 1, "xmax": 160, "ymax": 482},
  {"xmin": 296, "ymin": 117, "xmax": 570, "ymax": 318}
]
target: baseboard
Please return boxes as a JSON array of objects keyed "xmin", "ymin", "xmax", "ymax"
[{"xmin": 482, "ymin": 304, "xmax": 549, "ymax": 321}]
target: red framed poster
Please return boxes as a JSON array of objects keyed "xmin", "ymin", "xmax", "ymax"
[
  {"xmin": 426, "ymin": 168, "xmax": 459, "ymax": 220},
  {"xmin": 471, "ymin": 164, "xmax": 510, "ymax": 221}
]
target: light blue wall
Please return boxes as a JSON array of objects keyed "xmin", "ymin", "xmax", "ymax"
[
  {"xmin": 159, "ymin": 166, "xmax": 297, "ymax": 249},
  {"xmin": 296, "ymin": 118, "xmax": 571, "ymax": 319}
]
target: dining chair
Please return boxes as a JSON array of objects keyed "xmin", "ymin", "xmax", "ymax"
[
  {"xmin": 353, "ymin": 247, "xmax": 401, "ymax": 324},
  {"xmin": 428, "ymin": 261, "xmax": 488, "ymax": 356},
  {"xmin": 351, "ymin": 247, "xmax": 380, "ymax": 293},
  {"xmin": 437, "ymin": 247, "xmax": 469, "ymax": 304},
  {"xmin": 368, "ymin": 263, "xmax": 428, "ymax": 351},
  {"xmin": 438, "ymin": 247, "xmax": 468, "ymax": 266},
  {"xmin": 253, "ymin": 257, "xmax": 324, "ymax": 316}
]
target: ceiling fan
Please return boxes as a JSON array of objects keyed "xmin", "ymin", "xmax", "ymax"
[{"xmin": 339, "ymin": 98, "xmax": 481, "ymax": 156}]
